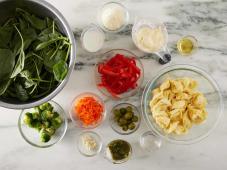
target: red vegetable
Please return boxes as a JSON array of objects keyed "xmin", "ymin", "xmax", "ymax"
[{"xmin": 98, "ymin": 54, "xmax": 141, "ymax": 96}]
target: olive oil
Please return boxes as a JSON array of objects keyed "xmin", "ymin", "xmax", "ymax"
[{"xmin": 177, "ymin": 36, "xmax": 197, "ymax": 55}]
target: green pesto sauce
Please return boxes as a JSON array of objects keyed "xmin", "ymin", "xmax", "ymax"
[{"xmin": 108, "ymin": 139, "xmax": 131, "ymax": 161}]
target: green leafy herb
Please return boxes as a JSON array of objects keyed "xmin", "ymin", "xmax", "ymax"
[
  {"xmin": 53, "ymin": 60, "xmax": 68, "ymax": 81},
  {"xmin": 10, "ymin": 26, "xmax": 25, "ymax": 78},
  {"xmin": 0, "ymin": 8, "xmax": 71, "ymax": 102}
]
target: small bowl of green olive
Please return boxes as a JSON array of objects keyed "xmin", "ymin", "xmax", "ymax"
[
  {"xmin": 109, "ymin": 103, "xmax": 141, "ymax": 135},
  {"xmin": 18, "ymin": 101, "xmax": 68, "ymax": 148}
]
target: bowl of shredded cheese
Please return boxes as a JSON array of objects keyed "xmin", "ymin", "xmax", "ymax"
[
  {"xmin": 97, "ymin": 2, "xmax": 129, "ymax": 33},
  {"xmin": 141, "ymin": 65, "xmax": 223, "ymax": 144}
]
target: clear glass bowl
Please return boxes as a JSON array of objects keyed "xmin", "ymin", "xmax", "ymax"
[
  {"xmin": 109, "ymin": 103, "xmax": 141, "ymax": 135},
  {"xmin": 141, "ymin": 64, "xmax": 223, "ymax": 144},
  {"xmin": 177, "ymin": 35, "xmax": 198, "ymax": 56},
  {"xmin": 18, "ymin": 101, "xmax": 68, "ymax": 148},
  {"xmin": 97, "ymin": 2, "xmax": 129, "ymax": 33},
  {"xmin": 105, "ymin": 139, "xmax": 132, "ymax": 164},
  {"xmin": 69, "ymin": 92, "xmax": 106, "ymax": 129},
  {"xmin": 80, "ymin": 24, "xmax": 105, "ymax": 53},
  {"xmin": 140, "ymin": 131, "xmax": 162, "ymax": 153},
  {"xmin": 77, "ymin": 131, "xmax": 102, "ymax": 157},
  {"xmin": 94, "ymin": 49, "xmax": 144, "ymax": 99},
  {"xmin": 131, "ymin": 17, "xmax": 168, "ymax": 54}
]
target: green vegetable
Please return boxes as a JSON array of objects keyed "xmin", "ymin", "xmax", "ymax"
[
  {"xmin": 126, "ymin": 106, "xmax": 133, "ymax": 112},
  {"xmin": 128, "ymin": 122, "xmax": 136, "ymax": 130},
  {"xmin": 53, "ymin": 112, "xmax": 60, "ymax": 118},
  {"xmin": 34, "ymin": 106, "xmax": 41, "ymax": 113},
  {"xmin": 10, "ymin": 26, "xmax": 25, "ymax": 78},
  {"xmin": 16, "ymin": 8, "xmax": 46, "ymax": 30},
  {"xmin": 119, "ymin": 118, "xmax": 127, "ymax": 126},
  {"xmin": 0, "ymin": 49, "xmax": 15, "ymax": 95},
  {"xmin": 45, "ymin": 127, "xmax": 56, "ymax": 136},
  {"xmin": 32, "ymin": 112, "xmax": 40, "ymax": 120},
  {"xmin": 15, "ymin": 83, "xmax": 29, "ymax": 102},
  {"xmin": 124, "ymin": 112, "xmax": 133, "ymax": 120},
  {"xmin": 0, "ymin": 8, "xmax": 71, "ymax": 102},
  {"xmin": 41, "ymin": 110, "xmax": 54, "ymax": 120},
  {"xmin": 43, "ymin": 121, "xmax": 50, "ymax": 128},
  {"xmin": 53, "ymin": 60, "xmax": 68, "ymax": 81},
  {"xmin": 122, "ymin": 125, "xmax": 128, "ymax": 131},
  {"xmin": 132, "ymin": 115, "xmax": 139, "ymax": 122},
  {"xmin": 33, "ymin": 121, "xmax": 42, "ymax": 131},
  {"xmin": 119, "ymin": 108, "xmax": 127, "ymax": 114},
  {"xmin": 23, "ymin": 102, "xmax": 63, "ymax": 143},
  {"xmin": 23, "ymin": 112, "xmax": 33, "ymax": 126},
  {"xmin": 39, "ymin": 103, "xmax": 48, "ymax": 111},
  {"xmin": 0, "ymin": 26, "xmax": 13, "ymax": 48},
  {"xmin": 40, "ymin": 129, "xmax": 51, "ymax": 143},
  {"xmin": 51, "ymin": 116, "xmax": 62, "ymax": 129},
  {"xmin": 113, "ymin": 109, "xmax": 121, "ymax": 117}
]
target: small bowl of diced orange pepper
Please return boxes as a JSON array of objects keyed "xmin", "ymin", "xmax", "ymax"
[{"xmin": 69, "ymin": 92, "xmax": 106, "ymax": 129}]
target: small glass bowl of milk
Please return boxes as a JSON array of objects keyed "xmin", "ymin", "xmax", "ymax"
[
  {"xmin": 132, "ymin": 18, "xmax": 171, "ymax": 64},
  {"xmin": 81, "ymin": 24, "xmax": 105, "ymax": 53}
]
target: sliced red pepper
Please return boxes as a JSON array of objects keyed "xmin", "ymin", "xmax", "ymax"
[{"xmin": 97, "ymin": 53, "xmax": 141, "ymax": 96}]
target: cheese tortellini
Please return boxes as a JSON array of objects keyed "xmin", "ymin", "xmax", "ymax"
[{"xmin": 149, "ymin": 78, "xmax": 207, "ymax": 135}]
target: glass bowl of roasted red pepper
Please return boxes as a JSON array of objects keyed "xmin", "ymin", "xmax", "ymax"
[
  {"xmin": 69, "ymin": 92, "xmax": 106, "ymax": 129},
  {"xmin": 95, "ymin": 49, "xmax": 144, "ymax": 99}
]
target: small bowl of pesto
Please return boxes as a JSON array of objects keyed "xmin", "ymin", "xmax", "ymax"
[
  {"xmin": 18, "ymin": 101, "xmax": 68, "ymax": 148},
  {"xmin": 105, "ymin": 139, "xmax": 132, "ymax": 164}
]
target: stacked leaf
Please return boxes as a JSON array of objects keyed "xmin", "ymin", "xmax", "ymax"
[{"xmin": 0, "ymin": 8, "xmax": 71, "ymax": 102}]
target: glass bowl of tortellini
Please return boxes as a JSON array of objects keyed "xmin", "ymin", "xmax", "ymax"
[{"xmin": 141, "ymin": 65, "xmax": 223, "ymax": 144}]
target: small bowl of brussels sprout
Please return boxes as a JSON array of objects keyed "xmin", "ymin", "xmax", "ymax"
[
  {"xmin": 109, "ymin": 103, "xmax": 141, "ymax": 135},
  {"xmin": 18, "ymin": 101, "xmax": 68, "ymax": 148}
]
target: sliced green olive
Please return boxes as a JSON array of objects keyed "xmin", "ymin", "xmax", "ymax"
[
  {"xmin": 124, "ymin": 112, "xmax": 133, "ymax": 120},
  {"xmin": 128, "ymin": 122, "xmax": 136, "ymax": 130},
  {"xmin": 132, "ymin": 115, "xmax": 139, "ymax": 122},
  {"xmin": 119, "ymin": 108, "xmax": 127, "ymax": 114},
  {"xmin": 126, "ymin": 106, "xmax": 133, "ymax": 112}
]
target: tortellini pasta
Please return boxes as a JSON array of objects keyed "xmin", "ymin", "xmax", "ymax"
[{"xmin": 149, "ymin": 77, "xmax": 207, "ymax": 135}]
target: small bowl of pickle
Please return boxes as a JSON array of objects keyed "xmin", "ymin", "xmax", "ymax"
[{"xmin": 109, "ymin": 103, "xmax": 141, "ymax": 135}]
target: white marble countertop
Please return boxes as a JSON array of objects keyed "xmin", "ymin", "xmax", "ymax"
[{"xmin": 1, "ymin": 0, "xmax": 227, "ymax": 170}]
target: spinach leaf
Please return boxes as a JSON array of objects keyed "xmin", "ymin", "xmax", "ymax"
[
  {"xmin": 15, "ymin": 83, "xmax": 29, "ymax": 102},
  {"xmin": 0, "ymin": 49, "xmax": 15, "ymax": 81},
  {"xmin": 0, "ymin": 26, "xmax": 13, "ymax": 48},
  {"xmin": 11, "ymin": 27, "xmax": 37, "ymax": 55},
  {"xmin": 35, "ymin": 37, "xmax": 66, "ymax": 51},
  {"xmin": 16, "ymin": 8, "xmax": 46, "ymax": 30},
  {"xmin": 19, "ymin": 18, "xmax": 28, "ymax": 30},
  {"xmin": 0, "ymin": 79, "xmax": 11, "ymax": 96},
  {"xmin": 19, "ymin": 70, "xmax": 36, "ymax": 88},
  {"xmin": 10, "ymin": 26, "xmax": 25, "ymax": 78},
  {"xmin": 53, "ymin": 60, "xmax": 68, "ymax": 82},
  {"xmin": 44, "ymin": 48, "xmax": 67, "ymax": 71},
  {"xmin": 23, "ymin": 28, "xmax": 37, "ymax": 50}
]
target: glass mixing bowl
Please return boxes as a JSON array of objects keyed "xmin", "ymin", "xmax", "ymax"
[{"xmin": 141, "ymin": 65, "xmax": 223, "ymax": 144}]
